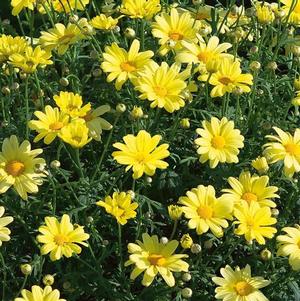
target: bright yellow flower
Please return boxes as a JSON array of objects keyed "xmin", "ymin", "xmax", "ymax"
[
  {"xmin": 11, "ymin": 0, "xmax": 35, "ymax": 15},
  {"xmin": 96, "ymin": 191, "xmax": 138, "ymax": 225},
  {"xmin": 234, "ymin": 201, "xmax": 277, "ymax": 244},
  {"xmin": 0, "ymin": 206, "xmax": 13, "ymax": 246},
  {"xmin": 195, "ymin": 117, "xmax": 244, "ymax": 168},
  {"xmin": 221, "ymin": 171, "xmax": 279, "ymax": 209},
  {"xmin": 101, "ymin": 39, "xmax": 154, "ymax": 90},
  {"xmin": 180, "ymin": 234, "xmax": 193, "ymax": 249},
  {"xmin": 39, "ymin": 0, "xmax": 89, "ymax": 13},
  {"xmin": 120, "ymin": 0, "xmax": 161, "ymax": 20},
  {"xmin": 37, "ymin": 214, "xmax": 89, "ymax": 261},
  {"xmin": 263, "ymin": 127, "xmax": 300, "ymax": 177},
  {"xmin": 0, "ymin": 135, "xmax": 46, "ymax": 200},
  {"xmin": 0, "ymin": 35, "xmax": 28, "ymax": 63},
  {"xmin": 28, "ymin": 105, "xmax": 69, "ymax": 145},
  {"xmin": 58, "ymin": 119, "xmax": 91, "ymax": 148},
  {"xmin": 212, "ymin": 264, "xmax": 270, "ymax": 301},
  {"xmin": 256, "ymin": 3, "xmax": 275, "ymax": 24},
  {"xmin": 15, "ymin": 285, "xmax": 66, "ymax": 301},
  {"xmin": 53, "ymin": 91, "xmax": 91, "ymax": 118},
  {"xmin": 209, "ymin": 58, "xmax": 253, "ymax": 97},
  {"xmin": 178, "ymin": 185, "xmax": 233, "ymax": 237},
  {"xmin": 125, "ymin": 233, "xmax": 189, "ymax": 287},
  {"xmin": 251, "ymin": 156, "xmax": 269, "ymax": 174},
  {"xmin": 9, "ymin": 45, "xmax": 53, "ymax": 73},
  {"xmin": 90, "ymin": 14, "xmax": 120, "ymax": 30},
  {"xmin": 168, "ymin": 205, "xmax": 183, "ymax": 221},
  {"xmin": 112, "ymin": 130, "xmax": 169, "ymax": 179},
  {"xmin": 152, "ymin": 8, "xmax": 198, "ymax": 55},
  {"xmin": 277, "ymin": 225, "xmax": 300, "ymax": 271},
  {"xmin": 281, "ymin": 0, "xmax": 300, "ymax": 25}
]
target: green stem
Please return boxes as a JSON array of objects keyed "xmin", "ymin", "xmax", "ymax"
[
  {"xmin": 75, "ymin": 148, "xmax": 85, "ymax": 179},
  {"xmin": 140, "ymin": 19, "xmax": 145, "ymax": 51},
  {"xmin": 170, "ymin": 220, "xmax": 178, "ymax": 240},
  {"xmin": 25, "ymin": 76, "xmax": 30, "ymax": 139},
  {"xmin": 15, "ymin": 275, "xmax": 28, "ymax": 299},
  {"xmin": 0, "ymin": 252, "xmax": 6, "ymax": 300},
  {"xmin": 118, "ymin": 223, "xmax": 123, "ymax": 273}
]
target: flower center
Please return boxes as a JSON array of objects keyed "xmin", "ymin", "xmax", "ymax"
[
  {"xmin": 197, "ymin": 51, "xmax": 211, "ymax": 63},
  {"xmin": 135, "ymin": 152, "xmax": 146, "ymax": 164},
  {"xmin": 49, "ymin": 121, "xmax": 64, "ymax": 130},
  {"xmin": 219, "ymin": 76, "xmax": 233, "ymax": 85},
  {"xmin": 121, "ymin": 61, "xmax": 136, "ymax": 72},
  {"xmin": 169, "ymin": 32, "xmax": 183, "ymax": 41},
  {"xmin": 211, "ymin": 135, "xmax": 225, "ymax": 149},
  {"xmin": 83, "ymin": 111, "xmax": 93, "ymax": 122},
  {"xmin": 148, "ymin": 254, "xmax": 166, "ymax": 266},
  {"xmin": 154, "ymin": 86, "xmax": 168, "ymax": 97},
  {"xmin": 242, "ymin": 192, "xmax": 258, "ymax": 203},
  {"xmin": 5, "ymin": 160, "xmax": 25, "ymax": 177},
  {"xmin": 54, "ymin": 234, "xmax": 69, "ymax": 246},
  {"xmin": 285, "ymin": 143, "xmax": 300, "ymax": 156},
  {"xmin": 197, "ymin": 205, "xmax": 213, "ymax": 219},
  {"xmin": 235, "ymin": 281, "xmax": 253, "ymax": 296},
  {"xmin": 73, "ymin": 136, "xmax": 82, "ymax": 143},
  {"xmin": 67, "ymin": 104, "xmax": 78, "ymax": 111}
]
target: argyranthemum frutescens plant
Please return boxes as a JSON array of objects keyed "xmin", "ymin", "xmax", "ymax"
[{"xmin": 2, "ymin": 0, "xmax": 300, "ymax": 300}]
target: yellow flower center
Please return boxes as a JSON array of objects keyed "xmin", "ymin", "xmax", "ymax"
[
  {"xmin": 197, "ymin": 205, "xmax": 213, "ymax": 219},
  {"xmin": 73, "ymin": 136, "xmax": 82, "ymax": 143},
  {"xmin": 49, "ymin": 121, "xmax": 64, "ymax": 130},
  {"xmin": 135, "ymin": 152, "xmax": 147, "ymax": 164},
  {"xmin": 242, "ymin": 192, "xmax": 258, "ymax": 203},
  {"xmin": 235, "ymin": 281, "xmax": 253, "ymax": 296},
  {"xmin": 211, "ymin": 135, "xmax": 226, "ymax": 149},
  {"xmin": 197, "ymin": 51, "xmax": 210, "ymax": 63},
  {"xmin": 169, "ymin": 32, "xmax": 183, "ymax": 41},
  {"xmin": 83, "ymin": 112, "xmax": 93, "ymax": 122},
  {"xmin": 219, "ymin": 76, "xmax": 233, "ymax": 85},
  {"xmin": 148, "ymin": 254, "xmax": 166, "ymax": 266},
  {"xmin": 154, "ymin": 86, "xmax": 168, "ymax": 97},
  {"xmin": 67, "ymin": 104, "xmax": 78, "ymax": 111},
  {"xmin": 285, "ymin": 143, "xmax": 300, "ymax": 156},
  {"xmin": 54, "ymin": 234, "xmax": 69, "ymax": 246},
  {"xmin": 27, "ymin": 59, "xmax": 35, "ymax": 67},
  {"xmin": 121, "ymin": 61, "xmax": 136, "ymax": 72},
  {"xmin": 5, "ymin": 160, "xmax": 25, "ymax": 177}
]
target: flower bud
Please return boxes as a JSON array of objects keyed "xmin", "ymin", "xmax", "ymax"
[
  {"xmin": 145, "ymin": 176, "xmax": 152, "ymax": 184},
  {"xmin": 180, "ymin": 234, "xmax": 193, "ymax": 249},
  {"xmin": 20, "ymin": 264, "xmax": 32, "ymax": 275},
  {"xmin": 20, "ymin": 72, "xmax": 27, "ymax": 80},
  {"xmin": 127, "ymin": 190, "xmax": 135, "ymax": 200},
  {"xmin": 260, "ymin": 248, "xmax": 272, "ymax": 261},
  {"xmin": 50, "ymin": 160, "xmax": 61, "ymax": 169},
  {"xmin": 130, "ymin": 106, "xmax": 143, "ymax": 119},
  {"xmin": 160, "ymin": 237, "xmax": 169, "ymax": 244},
  {"xmin": 1, "ymin": 86, "xmax": 10, "ymax": 95},
  {"xmin": 266, "ymin": 61, "xmax": 277, "ymax": 71},
  {"xmin": 11, "ymin": 82, "xmax": 20, "ymax": 90},
  {"xmin": 59, "ymin": 77, "xmax": 69, "ymax": 87},
  {"xmin": 87, "ymin": 216, "xmax": 94, "ymax": 224},
  {"xmin": 43, "ymin": 274, "xmax": 55, "ymax": 286},
  {"xmin": 69, "ymin": 14, "xmax": 79, "ymax": 24},
  {"xmin": 180, "ymin": 118, "xmax": 190, "ymax": 129},
  {"xmin": 92, "ymin": 68, "xmax": 102, "ymax": 77},
  {"xmin": 103, "ymin": 239, "xmax": 109, "ymax": 246},
  {"xmin": 90, "ymin": 50, "xmax": 99, "ymax": 60},
  {"xmin": 294, "ymin": 78, "xmax": 300, "ymax": 90},
  {"xmin": 168, "ymin": 205, "xmax": 183, "ymax": 221},
  {"xmin": 124, "ymin": 27, "xmax": 136, "ymax": 39},
  {"xmin": 181, "ymin": 287, "xmax": 193, "ymax": 298},
  {"xmin": 251, "ymin": 156, "xmax": 269, "ymax": 174},
  {"xmin": 271, "ymin": 208, "xmax": 279, "ymax": 217},
  {"xmin": 116, "ymin": 103, "xmax": 126, "ymax": 113},
  {"xmin": 250, "ymin": 46, "xmax": 259, "ymax": 54},
  {"xmin": 191, "ymin": 243, "xmax": 202, "ymax": 254},
  {"xmin": 204, "ymin": 239, "xmax": 214, "ymax": 249},
  {"xmin": 250, "ymin": 61, "xmax": 261, "ymax": 71},
  {"xmin": 182, "ymin": 272, "xmax": 191, "ymax": 282}
]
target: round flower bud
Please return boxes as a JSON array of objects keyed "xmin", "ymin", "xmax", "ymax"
[
  {"xmin": 1, "ymin": 86, "xmax": 10, "ymax": 95},
  {"xmin": 130, "ymin": 106, "xmax": 143, "ymax": 119},
  {"xmin": 87, "ymin": 216, "xmax": 94, "ymax": 224},
  {"xmin": 192, "ymin": 0, "xmax": 202, "ymax": 5},
  {"xmin": 245, "ymin": 7, "xmax": 255, "ymax": 17},
  {"xmin": 69, "ymin": 14, "xmax": 79, "ymax": 24},
  {"xmin": 124, "ymin": 27, "xmax": 136, "ymax": 39},
  {"xmin": 11, "ymin": 82, "xmax": 20, "ymax": 90},
  {"xmin": 103, "ymin": 239, "xmax": 109, "ymax": 246},
  {"xmin": 2, "ymin": 19, "xmax": 10, "ymax": 26},
  {"xmin": 168, "ymin": 205, "xmax": 183, "ymax": 221},
  {"xmin": 181, "ymin": 288, "xmax": 193, "ymax": 298},
  {"xmin": 267, "ymin": 61, "xmax": 277, "ymax": 71},
  {"xmin": 182, "ymin": 272, "xmax": 191, "ymax": 282},
  {"xmin": 92, "ymin": 68, "xmax": 102, "ymax": 77},
  {"xmin": 20, "ymin": 264, "xmax": 32, "ymax": 275},
  {"xmin": 127, "ymin": 190, "xmax": 135, "ymax": 200},
  {"xmin": 260, "ymin": 248, "xmax": 272, "ymax": 261},
  {"xmin": 180, "ymin": 234, "xmax": 193, "ymax": 249},
  {"xmin": 294, "ymin": 78, "xmax": 300, "ymax": 90},
  {"xmin": 50, "ymin": 160, "xmax": 61, "ymax": 169},
  {"xmin": 191, "ymin": 243, "xmax": 202, "ymax": 254},
  {"xmin": 116, "ymin": 103, "xmax": 126, "ymax": 113},
  {"xmin": 275, "ymin": 9, "xmax": 286, "ymax": 19},
  {"xmin": 113, "ymin": 26, "xmax": 120, "ymax": 33},
  {"xmin": 180, "ymin": 118, "xmax": 190, "ymax": 129},
  {"xmin": 250, "ymin": 61, "xmax": 261, "ymax": 71},
  {"xmin": 43, "ymin": 274, "xmax": 55, "ymax": 286},
  {"xmin": 62, "ymin": 66, "xmax": 70, "ymax": 75},
  {"xmin": 204, "ymin": 239, "xmax": 213, "ymax": 249},
  {"xmin": 250, "ymin": 46, "xmax": 259, "ymax": 54},
  {"xmin": 90, "ymin": 50, "xmax": 99, "ymax": 60},
  {"xmin": 59, "ymin": 77, "xmax": 69, "ymax": 87},
  {"xmin": 251, "ymin": 156, "xmax": 269, "ymax": 174},
  {"xmin": 257, "ymin": 89, "xmax": 264, "ymax": 95},
  {"xmin": 271, "ymin": 208, "xmax": 279, "ymax": 217},
  {"xmin": 146, "ymin": 176, "xmax": 152, "ymax": 184},
  {"xmin": 160, "ymin": 237, "xmax": 169, "ymax": 244},
  {"xmin": 63, "ymin": 281, "xmax": 72, "ymax": 290},
  {"xmin": 19, "ymin": 72, "xmax": 27, "ymax": 80}
]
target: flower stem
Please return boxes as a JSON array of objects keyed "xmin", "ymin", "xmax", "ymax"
[
  {"xmin": 118, "ymin": 223, "xmax": 124, "ymax": 273},
  {"xmin": 25, "ymin": 76, "xmax": 30, "ymax": 139},
  {"xmin": 75, "ymin": 148, "xmax": 85, "ymax": 179},
  {"xmin": 0, "ymin": 252, "xmax": 6, "ymax": 300},
  {"xmin": 15, "ymin": 275, "xmax": 28, "ymax": 299},
  {"xmin": 170, "ymin": 220, "xmax": 178, "ymax": 240}
]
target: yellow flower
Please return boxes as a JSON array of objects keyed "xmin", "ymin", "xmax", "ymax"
[
  {"xmin": 90, "ymin": 14, "xmax": 120, "ymax": 30},
  {"xmin": 281, "ymin": 0, "xmax": 300, "ymax": 25},
  {"xmin": 15, "ymin": 285, "xmax": 66, "ymax": 301},
  {"xmin": 0, "ymin": 135, "xmax": 46, "ymax": 200},
  {"xmin": 58, "ymin": 119, "xmax": 91, "ymax": 148},
  {"xmin": 53, "ymin": 91, "xmax": 91, "ymax": 118},
  {"xmin": 37, "ymin": 214, "xmax": 89, "ymax": 261},
  {"xmin": 292, "ymin": 93, "xmax": 300, "ymax": 106},
  {"xmin": 0, "ymin": 206, "xmax": 13, "ymax": 246},
  {"xmin": 120, "ymin": 0, "xmax": 161, "ymax": 20},
  {"xmin": 277, "ymin": 225, "xmax": 300, "ymax": 271},
  {"xmin": 11, "ymin": 0, "xmax": 35, "ymax": 15},
  {"xmin": 256, "ymin": 3, "xmax": 275, "ymax": 24},
  {"xmin": 39, "ymin": 0, "xmax": 89, "ymax": 13},
  {"xmin": 234, "ymin": 201, "xmax": 277, "ymax": 244},
  {"xmin": 168, "ymin": 205, "xmax": 183, "ymax": 221},
  {"xmin": 96, "ymin": 191, "xmax": 138, "ymax": 225},
  {"xmin": 28, "ymin": 105, "xmax": 69, "ymax": 145},
  {"xmin": 212, "ymin": 264, "xmax": 270, "ymax": 300},
  {"xmin": 101, "ymin": 39, "xmax": 154, "ymax": 90},
  {"xmin": 263, "ymin": 127, "xmax": 300, "ymax": 177},
  {"xmin": 9, "ymin": 45, "xmax": 53, "ymax": 73},
  {"xmin": 209, "ymin": 58, "xmax": 253, "ymax": 97},
  {"xmin": 125, "ymin": 233, "xmax": 189, "ymax": 287},
  {"xmin": 180, "ymin": 234, "xmax": 193, "ymax": 249},
  {"xmin": 221, "ymin": 171, "xmax": 279, "ymax": 209},
  {"xmin": 195, "ymin": 117, "xmax": 244, "ymax": 168},
  {"xmin": 112, "ymin": 130, "xmax": 170, "ymax": 179},
  {"xmin": 133, "ymin": 62, "xmax": 187, "ymax": 113},
  {"xmin": 0, "ymin": 35, "xmax": 28, "ymax": 63},
  {"xmin": 251, "ymin": 156, "xmax": 269, "ymax": 174},
  {"xmin": 178, "ymin": 185, "xmax": 233, "ymax": 237},
  {"xmin": 152, "ymin": 8, "xmax": 198, "ymax": 55},
  {"xmin": 130, "ymin": 106, "xmax": 144, "ymax": 119}
]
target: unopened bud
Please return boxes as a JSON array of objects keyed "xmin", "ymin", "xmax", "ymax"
[
  {"xmin": 1, "ymin": 86, "xmax": 10, "ymax": 95},
  {"xmin": 160, "ymin": 237, "xmax": 169, "ymax": 244},
  {"xmin": 182, "ymin": 272, "xmax": 191, "ymax": 282},
  {"xmin": 124, "ymin": 27, "xmax": 136, "ymax": 39},
  {"xmin": 180, "ymin": 118, "xmax": 190, "ymax": 129},
  {"xmin": 59, "ymin": 77, "xmax": 69, "ymax": 87},
  {"xmin": 250, "ymin": 61, "xmax": 261, "ymax": 71},
  {"xmin": 116, "ymin": 103, "xmax": 126, "ymax": 113},
  {"xmin": 69, "ymin": 14, "xmax": 79, "ymax": 24},
  {"xmin": 20, "ymin": 264, "xmax": 32, "ymax": 275},
  {"xmin": 191, "ymin": 243, "xmax": 202, "ymax": 254},
  {"xmin": 127, "ymin": 190, "xmax": 135, "ymax": 200},
  {"xmin": 92, "ymin": 68, "xmax": 102, "ymax": 77},
  {"xmin": 267, "ymin": 61, "xmax": 277, "ymax": 71},
  {"xmin": 260, "ymin": 248, "xmax": 272, "ymax": 261},
  {"xmin": 181, "ymin": 287, "xmax": 193, "ymax": 298},
  {"xmin": 43, "ymin": 274, "xmax": 55, "ymax": 286},
  {"xmin": 204, "ymin": 239, "xmax": 214, "ymax": 249},
  {"xmin": 50, "ymin": 160, "xmax": 61, "ymax": 169}
]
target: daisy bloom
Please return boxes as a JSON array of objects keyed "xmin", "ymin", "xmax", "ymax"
[
  {"xmin": 15, "ymin": 285, "xmax": 66, "ymax": 301},
  {"xmin": 112, "ymin": 130, "xmax": 170, "ymax": 179},
  {"xmin": 234, "ymin": 201, "xmax": 277, "ymax": 245},
  {"xmin": 256, "ymin": 3, "xmax": 275, "ymax": 24},
  {"xmin": 96, "ymin": 191, "xmax": 138, "ymax": 225},
  {"xmin": 195, "ymin": 117, "xmax": 244, "ymax": 168},
  {"xmin": 263, "ymin": 127, "xmax": 300, "ymax": 177},
  {"xmin": 281, "ymin": 0, "xmax": 300, "ymax": 25},
  {"xmin": 125, "ymin": 233, "xmax": 189, "ymax": 287},
  {"xmin": 39, "ymin": 0, "xmax": 90, "ymax": 13},
  {"xmin": 90, "ymin": 14, "xmax": 120, "ymax": 30},
  {"xmin": 209, "ymin": 58, "xmax": 253, "ymax": 98},
  {"xmin": 37, "ymin": 214, "xmax": 89, "ymax": 261},
  {"xmin": 152, "ymin": 8, "xmax": 198, "ymax": 56},
  {"xmin": 251, "ymin": 156, "xmax": 269, "ymax": 174},
  {"xmin": 212, "ymin": 264, "xmax": 270, "ymax": 300},
  {"xmin": 221, "ymin": 171, "xmax": 279, "ymax": 209},
  {"xmin": 178, "ymin": 185, "xmax": 233, "ymax": 237},
  {"xmin": 120, "ymin": 0, "xmax": 161, "ymax": 20},
  {"xmin": 0, "ymin": 206, "xmax": 13, "ymax": 246},
  {"xmin": 28, "ymin": 105, "xmax": 69, "ymax": 145},
  {"xmin": 0, "ymin": 35, "xmax": 28, "ymax": 63},
  {"xmin": 277, "ymin": 225, "xmax": 300, "ymax": 271},
  {"xmin": 0, "ymin": 135, "xmax": 46, "ymax": 200},
  {"xmin": 11, "ymin": 0, "xmax": 35, "ymax": 15},
  {"xmin": 101, "ymin": 39, "xmax": 154, "ymax": 90}
]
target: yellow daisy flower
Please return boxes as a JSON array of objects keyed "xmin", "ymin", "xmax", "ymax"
[
  {"xmin": 209, "ymin": 58, "xmax": 253, "ymax": 97},
  {"xmin": 101, "ymin": 39, "xmax": 154, "ymax": 90},
  {"xmin": 15, "ymin": 285, "xmax": 66, "ymax": 301},
  {"xmin": 0, "ymin": 206, "xmax": 13, "ymax": 246},
  {"xmin": 28, "ymin": 105, "xmax": 69, "ymax": 145},
  {"xmin": 37, "ymin": 214, "xmax": 89, "ymax": 261},
  {"xmin": 221, "ymin": 171, "xmax": 279, "ymax": 209},
  {"xmin": 263, "ymin": 127, "xmax": 300, "ymax": 177},
  {"xmin": 281, "ymin": 0, "xmax": 300, "ymax": 25},
  {"xmin": 251, "ymin": 156, "xmax": 269, "ymax": 174},
  {"xmin": 194, "ymin": 117, "xmax": 244, "ymax": 168},
  {"xmin": 39, "ymin": 0, "xmax": 90, "ymax": 13},
  {"xmin": 178, "ymin": 185, "xmax": 233, "ymax": 237},
  {"xmin": 277, "ymin": 225, "xmax": 300, "ymax": 271},
  {"xmin": 112, "ymin": 130, "xmax": 170, "ymax": 179},
  {"xmin": 125, "ymin": 233, "xmax": 189, "ymax": 287},
  {"xmin": 0, "ymin": 135, "xmax": 46, "ymax": 200},
  {"xmin": 212, "ymin": 264, "xmax": 270, "ymax": 300},
  {"xmin": 234, "ymin": 201, "xmax": 277, "ymax": 244},
  {"xmin": 256, "ymin": 3, "xmax": 275, "ymax": 24},
  {"xmin": 90, "ymin": 14, "xmax": 120, "ymax": 30},
  {"xmin": 120, "ymin": 0, "xmax": 161, "ymax": 20},
  {"xmin": 11, "ymin": 0, "xmax": 35, "ymax": 16},
  {"xmin": 96, "ymin": 191, "xmax": 138, "ymax": 225},
  {"xmin": 0, "ymin": 35, "xmax": 28, "ymax": 63}
]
